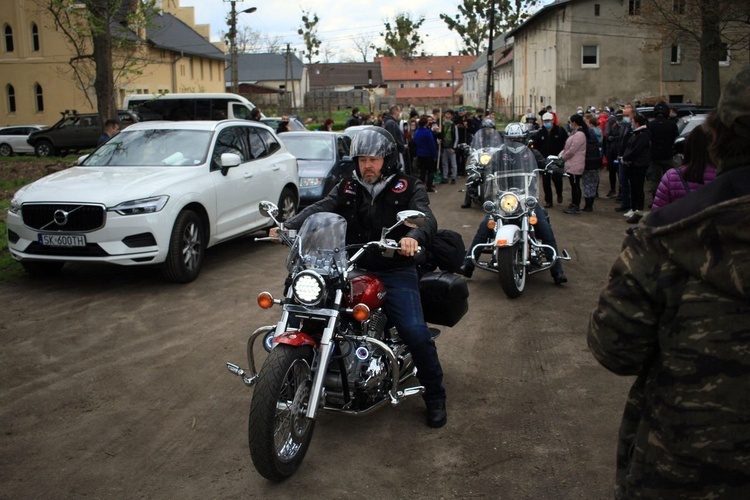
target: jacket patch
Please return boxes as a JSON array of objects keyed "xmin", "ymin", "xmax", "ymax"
[{"xmin": 392, "ymin": 179, "xmax": 408, "ymax": 193}]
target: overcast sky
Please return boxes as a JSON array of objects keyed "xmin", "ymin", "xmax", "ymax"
[{"xmin": 179, "ymin": 0, "xmax": 485, "ymax": 62}]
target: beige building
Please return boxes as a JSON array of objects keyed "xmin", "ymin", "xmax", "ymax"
[
  {"xmin": 1, "ymin": 0, "xmax": 226, "ymax": 127},
  {"xmin": 505, "ymin": 0, "xmax": 748, "ymax": 118}
]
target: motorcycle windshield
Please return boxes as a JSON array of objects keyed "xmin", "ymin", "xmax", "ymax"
[
  {"xmin": 286, "ymin": 212, "xmax": 348, "ymax": 273},
  {"xmin": 484, "ymin": 139, "xmax": 539, "ymax": 200},
  {"xmin": 471, "ymin": 128, "xmax": 504, "ymax": 150}
]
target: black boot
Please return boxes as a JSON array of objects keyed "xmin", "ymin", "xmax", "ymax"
[
  {"xmin": 458, "ymin": 257, "xmax": 474, "ymax": 278},
  {"xmin": 425, "ymin": 400, "xmax": 447, "ymax": 428},
  {"xmin": 582, "ymin": 198, "xmax": 594, "ymax": 212}
]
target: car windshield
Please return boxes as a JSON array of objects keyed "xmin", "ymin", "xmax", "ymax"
[
  {"xmin": 282, "ymin": 136, "xmax": 334, "ymax": 160},
  {"xmin": 82, "ymin": 129, "xmax": 213, "ymax": 166},
  {"xmin": 286, "ymin": 212, "xmax": 348, "ymax": 273}
]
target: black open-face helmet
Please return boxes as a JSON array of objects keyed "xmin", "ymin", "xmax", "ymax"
[{"xmin": 350, "ymin": 126, "xmax": 398, "ymax": 176}]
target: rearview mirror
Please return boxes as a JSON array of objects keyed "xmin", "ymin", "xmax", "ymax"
[
  {"xmin": 396, "ymin": 210, "xmax": 426, "ymax": 228},
  {"xmin": 258, "ymin": 201, "xmax": 279, "ymax": 219}
]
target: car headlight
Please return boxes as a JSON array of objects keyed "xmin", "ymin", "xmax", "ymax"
[
  {"xmin": 299, "ymin": 177, "xmax": 324, "ymax": 188},
  {"xmin": 111, "ymin": 195, "xmax": 169, "ymax": 216},
  {"xmin": 9, "ymin": 196, "xmax": 22, "ymax": 214},
  {"xmin": 499, "ymin": 193, "xmax": 520, "ymax": 214},
  {"xmin": 292, "ymin": 270, "xmax": 326, "ymax": 306}
]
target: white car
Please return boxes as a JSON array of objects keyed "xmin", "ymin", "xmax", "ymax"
[
  {"xmin": 7, "ymin": 120, "xmax": 299, "ymax": 283},
  {"xmin": 0, "ymin": 125, "xmax": 46, "ymax": 156}
]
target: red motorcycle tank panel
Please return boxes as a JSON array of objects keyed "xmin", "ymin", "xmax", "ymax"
[{"xmin": 345, "ymin": 273, "xmax": 387, "ymax": 309}]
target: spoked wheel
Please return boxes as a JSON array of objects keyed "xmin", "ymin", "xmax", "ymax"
[
  {"xmin": 496, "ymin": 243, "xmax": 526, "ymax": 298},
  {"xmin": 248, "ymin": 344, "xmax": 315, "ymax": 482}
]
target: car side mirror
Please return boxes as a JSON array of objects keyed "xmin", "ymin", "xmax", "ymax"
[{"xmin": 220, "ymin": 152, "xmax": 242, "ymax": 176}]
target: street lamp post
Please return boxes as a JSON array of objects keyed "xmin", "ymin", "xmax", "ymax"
[{"xmin": 225, "ymin": 1, "xmax": 256, "ymax": 94}]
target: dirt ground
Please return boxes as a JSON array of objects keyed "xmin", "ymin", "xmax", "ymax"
[{"xmin": 0, "ymin": 171, "xmax": 633, "ymax": 499}]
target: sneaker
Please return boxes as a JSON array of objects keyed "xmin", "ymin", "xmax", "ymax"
[
  {"xmin": 563, "ymin": 207, "xmax": 580, "ymax": 215},
  {"xmin": 427, "ymin": 187, "xmax": 437, "ymax": 193},
  {"xmin": 623, "ymin": 209, "xmax": 635, "ymax": 218},
  {"xmin": 425, "ymin": 401, "xmax": 447, "ymax": 428},
  {"xmin": 626, "ymin": 211, "xmax": 643, "ymax": 224}
]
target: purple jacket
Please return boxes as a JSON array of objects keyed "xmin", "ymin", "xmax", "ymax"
[{"xmin": 651, "ymin": 164, "xmax": 717, "ymax": 210}]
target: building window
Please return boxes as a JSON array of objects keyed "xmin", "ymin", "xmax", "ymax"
[
  {"xmin": 31, "ymin": 23, "xmax": 40, "ymax": 51},
  {"xmin": 582, "ymin": 45, "xmax": 599, "ymax": 68},
  {"xmin": 719, "ymin": 43, "xmax": 730, "ymax": 66},
  {"xmin": 4, "ymin": 25, "xmax": 14, "ymax": 52},
  {"xmin": 594, "ymin": 4, "xmax": 600, "ymax": 16},
  {"xmin": 7, "ymin": 84, "xmax": 16, "ymax": 113},
  {"xmin": 670, "ymin": 45, "xmax": 681, "ymax": 64},
  {"xmin": 415, "ymin": 83, "xmax": 419, "ymax": 88},
  {"xmin": 34, "ymin": 83, "xmax": 44, "ymax": 112},
  {"xmin": 628, "ymin": 0, "xmax": 641, "ymax": 15},
  {"xmin": 673, "ymin": 0, "xmax": 685, "ymax": 14}
]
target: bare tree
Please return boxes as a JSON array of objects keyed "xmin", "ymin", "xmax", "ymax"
[
  {"xmin": 351, "ymin": 33, "xmax": 375, "ymax": 62},
  {"xmin": 629, "ymin": 0, "xmax": 750, "ymax": 105},
  {"xmin": 44, "ymin": 0, "xmax": 157, "ymax": 127},
  {"xmin": 320, "ymin": 42, "xmax": 338, "ymax": 64}
]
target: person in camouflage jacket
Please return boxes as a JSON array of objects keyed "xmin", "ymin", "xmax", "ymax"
[{"xmin": 588, "ymin": 66, "xmax": 750, "ymax": 499}]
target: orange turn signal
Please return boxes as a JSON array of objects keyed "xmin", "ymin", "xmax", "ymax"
[
  {"xmin": 496, "ymin": 239, "xmax": 508, "ymax": 246},
  {"xmin": 487, "ymin": 219, "xmax": 496, "ymax": 230},
  {"xmin": 257, "ymin": 292, "xmax": 275, "ymax": 309},
  {"xmin": 530, "ymin": 215, "xmax": 538, "ymax": 225},
  {"xmin": 352, "ymin": 303, "xmax": 371, "ymax": 322}
]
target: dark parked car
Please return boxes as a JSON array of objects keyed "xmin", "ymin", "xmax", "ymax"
[
  {"xmin": 27, "ymin": 110, "xmax": 140, "ymax": 157},
  {"xmin": 636, "ymin": 104, "xmax": 713, "ymax": 121},
  {"xmin": 279, "ymin": 131, "xmax": 354, "ymax": 205}
]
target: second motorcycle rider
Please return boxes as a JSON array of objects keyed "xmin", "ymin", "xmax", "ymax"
[{"xmin": 270, "ymin": 126, "xmax": 448, "ymax": 428}]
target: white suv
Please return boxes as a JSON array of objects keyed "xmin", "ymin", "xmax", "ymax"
[{"xmin": 7, "ymin": 120, "xmax": 299, "ymax": 283}]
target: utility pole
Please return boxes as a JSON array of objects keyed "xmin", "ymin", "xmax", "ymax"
[
  {"xmin": 225, "ymin": 1, "xmax": 256, "ymax": 94},
  {"xmin": 484, "ymin": 1, "xmax": 495, "ymax": 115}
]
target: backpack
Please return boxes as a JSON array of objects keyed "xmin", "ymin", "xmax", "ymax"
[{"xmin": 585, "ymin": 128, "xmax": 602, "ymax": 170}]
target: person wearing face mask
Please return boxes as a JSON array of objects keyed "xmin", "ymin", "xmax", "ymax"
[
  {"xmin": 535, "ymin": 112, "xmax": 568, "ymax": 208},
  {"xmin": 615, "ymin": 106, "xmax": 635, "ymax": 213},
  {"xmin": 560, "ymin": 114, "xmax": 588, "ymax": 214},
  {"xmin": 604, "ymin": 110, "xmax": 625, "ymax": 198},
  {"xmin": 621, "ymin": 113, "xmax": 651, "ymax": 223}
]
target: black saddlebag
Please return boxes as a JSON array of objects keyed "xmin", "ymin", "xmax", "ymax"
[{"xmin": 419, "ymin": 271, "xmax": 469, "ymax": 327}]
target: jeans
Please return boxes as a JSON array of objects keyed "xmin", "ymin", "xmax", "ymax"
[
  {"xmin": 568, "ymin": 174, "xmax": 582, "ymax": 208},
  {"xmin": 373, "ymin": 266, "xmax": 446, "ymax": 403},
  {"xmin": 441, "ymin": 148, "xmax": 457, "ymax": 180},
  {"xmin": 464, "ymin": 208, "xmax": 563, "ymax": 278}
]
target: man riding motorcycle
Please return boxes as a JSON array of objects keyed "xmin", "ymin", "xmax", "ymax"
[
  {"xmin": 459, "ymin": 123, "xmax": 568, "ymax": 285},
  {"xmin": 270, "ymin": 126, "xmax": 448, "ymax": 428}
]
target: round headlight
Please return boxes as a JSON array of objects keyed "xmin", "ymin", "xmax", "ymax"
[
  {"xmin": 292, "ymin": 270, "xmax": 326, "ymax": 306},
  {"xmin": 499, "ymin": 193, "xmax": 520, "ymax": 214},
  {"xmin": 479, "ymin": 153, "xmax": 492, "ymax": 165},
  {"xmin": 482, "ymin": 200, "xmax": 496, "ymax": 214},
  {"xmin": 525, "ymin": 196, "xmax": 537, "ymax": 208}
]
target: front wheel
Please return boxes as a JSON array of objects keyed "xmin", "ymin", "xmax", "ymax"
[
  {"xmin": 162, "ymin": 210, "xmax": 205, "ymax": 283},
  {"xmin": 496, "ymin": 243, "xmax": 526, "ymax": 299},
  {"xmin": 248, "ymin": 344, "xmax": 315, "ymax": 482}
]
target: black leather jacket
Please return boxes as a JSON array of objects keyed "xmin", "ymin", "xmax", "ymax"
[{"xmin": 284, "ymin": 173, "xmax": 437, "ymax": 271}]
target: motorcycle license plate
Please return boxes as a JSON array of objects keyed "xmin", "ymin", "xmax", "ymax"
[{"xmin": 38, "ymin": 233, "xmax": 87, "ymax": 247}]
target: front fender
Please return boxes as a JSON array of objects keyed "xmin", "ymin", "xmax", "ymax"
[
  {"xmin": 494, "ymin": 223, "xmax": 521, "ymax": 247},
  {"xmin": 274, "ymin": 331, "xmax": 318, "ymax": 347}
]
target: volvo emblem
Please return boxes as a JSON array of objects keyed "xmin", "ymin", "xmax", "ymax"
[{"xmin": 53, "ymin": 209, "xmax": 69, "ymax": 226}]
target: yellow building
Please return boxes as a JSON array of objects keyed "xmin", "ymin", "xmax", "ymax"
[{"xmin": 1, "ymin": 0, "xmax": 226, "ymax": 127}]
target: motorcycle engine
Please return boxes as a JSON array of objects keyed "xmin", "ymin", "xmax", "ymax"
[{"xmin": 324, "ymin": 311, "xmax": 391, "ymax": 407}]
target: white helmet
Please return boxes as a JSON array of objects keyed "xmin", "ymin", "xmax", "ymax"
[
  {"xmin": 504, "ymin": 122, "xmax": 527, "ymax": 139},
  {"xmin": 481, "ymin": 118, "xmax": 496, "ymax": 129}
]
